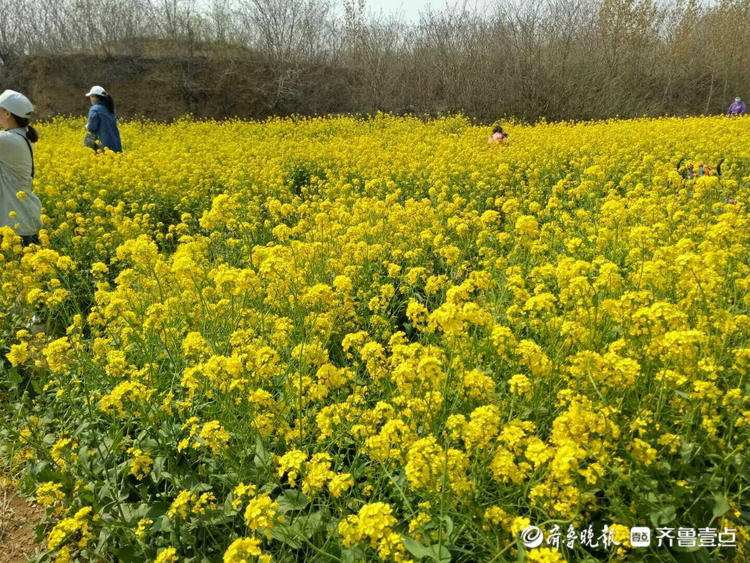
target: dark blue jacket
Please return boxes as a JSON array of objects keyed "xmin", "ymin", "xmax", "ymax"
[{"xmin": 86, "ymin": 103, "xmax": 122, "ymax": 152}]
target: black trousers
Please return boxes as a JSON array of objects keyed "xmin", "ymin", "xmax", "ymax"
[{"xmin": 21, "ymin": 233, "xmax": 40, "ymax": 247}]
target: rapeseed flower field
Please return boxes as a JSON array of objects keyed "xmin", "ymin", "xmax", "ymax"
[{"xmin": 0, "ymin": 115, "xmax": 749, "ymax": 562}]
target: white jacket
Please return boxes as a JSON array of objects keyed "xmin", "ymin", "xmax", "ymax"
[{"xmin": 0, "ymin": 128, "xmax": 42, "ymax": 236}]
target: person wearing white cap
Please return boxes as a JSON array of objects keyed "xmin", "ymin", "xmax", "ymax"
[
  {"xmin": 0, "ymin": 89, "xmax": 42, "ymax": 246},
  {"xmin": 85, "ymin": 85, "xmax": 122, "ymax": 152}
]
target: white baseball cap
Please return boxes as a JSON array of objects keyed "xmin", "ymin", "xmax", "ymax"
[
  {"xmin": 85, "ymin": 85, "xmax": 107, "ymax": 97},
  {"xmin": 0, "ymin": 89, "xmax": 34, "ymax": 118}
]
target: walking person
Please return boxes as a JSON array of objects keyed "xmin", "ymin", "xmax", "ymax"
[
  {"xmin": 84, "ymin": 86, "xmax": 122, "ymax": 152},
  {"xmin": 0, "ymin": 90, "xmax": 42, "ymax": 247},
  {"xmin": 727, "ymin": 97, "xmax": 746, "ymax": 116}
]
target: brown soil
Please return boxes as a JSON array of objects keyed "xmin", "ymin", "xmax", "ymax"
[
  {"xmin": 16, "ymin": 52, "xmax": 354, "ymax": 121},
  {"xmin": 0, "ymin": 483, "xmax": 44, "ymax": 563}
]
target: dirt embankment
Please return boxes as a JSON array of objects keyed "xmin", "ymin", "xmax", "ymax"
[{"xmin": 9, "ymin": 53, "xmax": 354, "ymax": 121}]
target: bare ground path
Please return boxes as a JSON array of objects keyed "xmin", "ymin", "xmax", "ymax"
[{"xmin": 0, "ymin": 482, "xmax": 44, "ymax": 563}]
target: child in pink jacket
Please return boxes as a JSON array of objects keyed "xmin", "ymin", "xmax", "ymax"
[{"xmin": 488, "ymin": 124, "xmax": 509, "ymax": 144}]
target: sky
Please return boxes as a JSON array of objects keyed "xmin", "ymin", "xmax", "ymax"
[
  {"xmin": 359, "ymin": 0, "xmax": 724, "ymax": 24},
  {"xmin": 359, "ymin": 0, "xmax": 496, "ymax": 23}
]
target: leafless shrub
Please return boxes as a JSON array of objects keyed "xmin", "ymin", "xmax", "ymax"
[{"xmin": 0, "ymin": 0, "xmax": 747, "ymax": 120}]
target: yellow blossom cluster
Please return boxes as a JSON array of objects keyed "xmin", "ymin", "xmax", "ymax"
[{"xmin": 1, "ymin": 114, "xmax": 748, "ymax": 562}]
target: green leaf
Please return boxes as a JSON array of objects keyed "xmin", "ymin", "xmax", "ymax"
[
  {"xmin": 672, "ymin": 548, "xmax": 714, "ymax": 562},
  {"xmin": 440, "ymin": 515, "xmax": 454, "ymax": 538},
  {"xmin": 254, "ymin": 436, "xmax": 272, "ymax": 469},
  {"xmin": 151, "ymin": 456, "xmax": 166, "ymax": 481},
  {"xmin": 402, "ymin": 537, "xmax": 452, "ymax": 562},
  {"xmin": 119, "ymin": 503, "xmax": 138, "ymax": 523},
  {"xmin": 6, "ymin": 367, "xmax": 22, "ymax": 388},
  {"xmin": 270, "ymin": 526, "xmax": 302, "ymax": 549},
  {"xmin": 403, "ymin": 537, "xmax": 433, "ymax": 560},
  {"xmin": 649, "ymin": 505, "xmax": 676, "ymax": 527},
  {"xmin": 390, "ymin": 470, "xmax": 406, "ymax": 489},
  {"xmin": 96, "ymin": 483, "xmax": 112, "ymax": 503},
  {"xmin": 276, "ymin": 489, "xmax": 309, "ymax": 513},
  {"xmin": 289, "ymin": 511, "xmax": 323, "ymax": 539},
  {"xmin": 341, "ymin": 546, "xmax": 367, "ymax": 563},
  {"xmin": 711, "ymin": 494, "xmax": 730, "ymax": 520},
  {"xmin": 223, "ymin": 493, "xmax": 239, "ymax": 515},
  {"xmin": 111, "ymin": 545, "xmax": 140, "ymax": 562},
  {"xmin": 425, "ymin": 544, "xmax": 452, "ymax": 563},
  {"xmin": 151, "ymin": 514, "xmax": 172, "ymax": 533},
  {"xmin": 144, "ymin": 502, "xmax": 170, "ymax": 519},
  {"xmin": 679, "ymin": 440, "xmax": 696, "ymax": 462}
]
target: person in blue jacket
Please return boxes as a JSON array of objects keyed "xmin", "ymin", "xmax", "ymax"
[{"xmin": 84, "ymin": 85, "xmax": 122, "ymax": 152}]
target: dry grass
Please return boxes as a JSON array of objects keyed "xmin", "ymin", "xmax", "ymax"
[{"xmin": 0, "ymin": 487, "xmax": 12, "ymax": 543}]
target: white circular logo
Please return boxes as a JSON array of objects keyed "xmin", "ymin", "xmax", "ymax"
[{"xmin": 521, "ymin": 525, "xmax": 544, "ymax": 548}]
